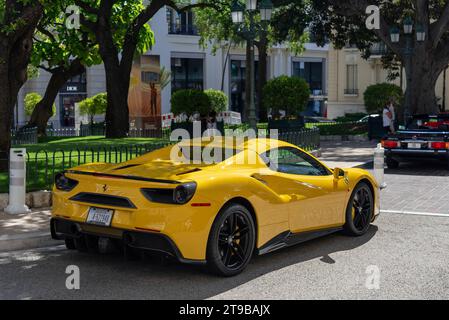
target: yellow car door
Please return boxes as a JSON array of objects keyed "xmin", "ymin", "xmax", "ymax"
[{"xmin": 259, "ymin": 147, "xmax": 348, "ymax": 233}]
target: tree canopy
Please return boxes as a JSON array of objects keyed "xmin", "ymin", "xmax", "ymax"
[
  {"xmin": 195, "ymin": 0, "xmax": 310, "ymax": 54},
  {"xmin": 79, "ymin": 92, "xmax": 107, "ymax": 124},
  {"xmin": 309, "ymin": 0, "xmax": 449, "ymax": 115}
]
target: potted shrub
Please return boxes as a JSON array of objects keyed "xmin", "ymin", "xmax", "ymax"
[
  {"xmin": 171, "ymin": 89, "xmax": 225, "ymax": 137},
  {"xmin": 204, "ymin": 89, "xmax": 228, "ymax": 114},
  {"xmin": 263, "ymin": 75, "xmax": 310, "ymax": 132},
  {"xmin": 364, "ymin": 83, "xmax": 403, "ymax": 115}
]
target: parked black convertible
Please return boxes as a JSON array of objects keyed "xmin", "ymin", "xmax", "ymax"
[{"xmin": 381, "ymin": 114, "xmax": 449, "ymax": 169}]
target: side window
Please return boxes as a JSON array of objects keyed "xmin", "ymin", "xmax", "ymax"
[{"xmin": 262, "ymin": 147, "xmax": 330, "ymax": 176}]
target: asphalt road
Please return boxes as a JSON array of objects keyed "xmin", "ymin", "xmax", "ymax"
[{"xmin": 1, "ymin": 213, "xmax": 448, "ymax": 300}]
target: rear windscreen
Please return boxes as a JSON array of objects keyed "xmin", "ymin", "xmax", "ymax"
[
  {"xmin": 407, "ymin": 116, "xmax": 449, "ymax": 130},
  {"xmin": 176, "ymin": 146, "xmax": 243, "ymax": 164}
]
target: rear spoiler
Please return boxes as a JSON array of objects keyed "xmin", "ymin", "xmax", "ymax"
[{"xmin": 65, "ymin": 170, "xmax": 181, "ymax": 185}]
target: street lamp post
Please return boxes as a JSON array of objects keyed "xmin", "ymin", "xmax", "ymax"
[
  {"xmin": 390, "ymin": 17, "xmax": 426, "ymax": 125},
  {"xmin": 231, "ymin": 0, "xmax": 273, "ymax": 130}
]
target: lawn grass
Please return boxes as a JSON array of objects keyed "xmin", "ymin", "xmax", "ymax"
[
  {"xmin": 0, "ymin": 136, "xmax": 170, "ymax": 194},
  {"xmin": 19, "ymin": 136, "xmax": 165, "ymax": 153}
]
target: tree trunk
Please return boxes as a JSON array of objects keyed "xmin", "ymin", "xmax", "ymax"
[
  {"xmin": 94, "ymin": 8, "xmax": 134, "ymax": 139},
  {"xmin": 26, "ymin": 59, "xmax": 85, "ymax": 135},
  {"xmin": 0, "ymin": 3, "xmax": 42, "ymax": 171},
  {"xmin": 0, "ymin": 30, "xmax": 40, "ymax": 171},
  {"xmin": 103, "ymin": 59, "xmax": 130, "ymax": 138},
  {"xmin": 256, "ymin": 33, "xmax": 269, "ymax": 123},
  {"xmin": 408, "ymin": 75, "xmax": 439, "ymax": 115},
  {"xmin": 403, "ymin": 56, "xmax": 442, "ymax": 120},
  {"xmin": 0, "ymin": 61, "xmax": 12, "ymax": 171}
]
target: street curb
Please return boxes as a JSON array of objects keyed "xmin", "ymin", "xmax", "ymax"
[
  {"xmin": 0, "ymin": 191, "xmax": 52, "ymax": 211},
  {"xmin": 0, "ymin": 232, "xmax": 63, "ymax": 252}
]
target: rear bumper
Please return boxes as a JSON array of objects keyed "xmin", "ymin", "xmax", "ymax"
[{"xmin": 50, "ymin": 218, "xmax": 206, "ymax": 265}]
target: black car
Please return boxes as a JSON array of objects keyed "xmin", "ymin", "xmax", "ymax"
[{"xmin": 381, "ymin": 114, "xmax": 449, "ymax": 169}]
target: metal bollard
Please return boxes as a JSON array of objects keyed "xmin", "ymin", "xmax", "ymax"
[
  {"xmin": 5, "ymin": 148, "xmax": 31, "ymax": 215},
  {"xmin": 373, "ymin": 143, "xmax": 387, "ymax": 190}
]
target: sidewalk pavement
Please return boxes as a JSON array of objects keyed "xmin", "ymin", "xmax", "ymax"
[
  {"xmin": 0, "ymin": 208, "xmax": 61, "ymax": 252},
  {"xmin": 319, "ymin": 141, "xmax": 377, "ymax": 169}
]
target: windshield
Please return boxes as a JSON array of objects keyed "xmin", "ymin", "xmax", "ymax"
[{"xmin": 406, "ymin": 115, "xmax": 449, "ymax": 131}]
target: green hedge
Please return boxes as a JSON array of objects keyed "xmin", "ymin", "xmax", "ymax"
[
  {"xmin": 364, "ymin": 83, "xmax": 403, "ymax": 114},
  {"xmin": 204, "ymin": 89, "xmax": 228, "ymax": 113},
  {"xmin": 334, "ymin": 113, "xmax": 367, "ymax": 123},
  {"xmin": 171, "ymin": 89, "xmax": 211, "ymax": 117},
  {"xmin": 263, "ymin": 76, "xmax": 310, "ymax": 118}
]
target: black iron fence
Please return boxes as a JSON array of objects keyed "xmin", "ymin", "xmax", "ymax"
[
  {"xmin": 278, "ymin": 128, "xmax": 321, "ymax": 151},
  {"xmin": 10, "ymin": 125, "xmax": 168, "ymax": 145},
  {"xmin": 11, "ymin": 127, "xmax": 38, "ymax": 145},
  {"xmin": 23, "ymin": 142, "xmax": 172, "ymax": 192}
]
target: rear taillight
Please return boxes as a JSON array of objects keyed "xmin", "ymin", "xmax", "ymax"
[
  {"xmin": 430, "ymin": 142, "xmax": 449, "ymax": 150},
  {"xmin": 54, "ymin": 173, "xmax": 78, "ymax": 192},
  {"xmin": 381, "ymin": 140, "xmax": 400, "ymax": 149}
]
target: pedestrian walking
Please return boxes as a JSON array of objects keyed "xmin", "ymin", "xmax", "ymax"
[
  {"xmin": 383, "ymin": 102, "xmax": 394, "ymax": 134},
  {"xmin": 388, "ymin": 99, "xmax": 396, "ymax": 134}
]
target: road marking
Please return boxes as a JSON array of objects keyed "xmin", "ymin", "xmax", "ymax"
[{"xmin": 382, "ymin": 210, "xmax": 449, "ymax": 218}]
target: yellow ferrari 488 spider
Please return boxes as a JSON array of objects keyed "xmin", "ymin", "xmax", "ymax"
[{"xmin": 51, "ymin": 138, "xmax": 380, "ymax": 276}]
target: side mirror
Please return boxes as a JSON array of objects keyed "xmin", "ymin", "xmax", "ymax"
[{"xmin": 333, "ymin": 168, "xmax": 346, "ymax": 180}]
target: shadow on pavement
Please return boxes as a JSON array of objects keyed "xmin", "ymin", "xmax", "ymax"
[
  {"xmin": 385, "ymin": 159, "xmax": 449, "ymax": 177},
  {"xmin": 0, "ymin": 226, "xmax": 378, "ymax": 300}
]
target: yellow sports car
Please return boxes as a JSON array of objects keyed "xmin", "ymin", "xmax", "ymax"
[{"xmin": 51, "ymin": 138, "xmax": 380, "ymax": 276}]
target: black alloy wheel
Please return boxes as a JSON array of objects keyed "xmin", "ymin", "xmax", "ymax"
[
  {"xmin": 352, "ymin": 187, "xmax": 373, "ymax": 232},
  {"xmin": 207, "ymin": 204, "xmax": 256, "ymax": 277},
  {"xmin": 343, "ymin": 182, "xmax": 374, "ymax": 236}
]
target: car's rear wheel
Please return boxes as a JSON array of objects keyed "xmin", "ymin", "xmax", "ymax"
[
  {"xmin": 65, "ymin": 238, "xmax": 76, "ymax": 250},
  {"xmin": 206, "ymin": 204, "xmax": 256, "ymax": 277},
  {"xmin": 74, "ymin": 237, "xmax": 88, "ymax": 252},
  {"xmin": 343, "ymin": 182, "xmax": 374, "ymax": 237},
  {"xmin": 386, "ymin": 156, "xmax": 399, "ymax": 169}
]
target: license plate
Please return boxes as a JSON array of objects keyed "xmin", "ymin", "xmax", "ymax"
[
  {"xmin": 86, "ymin": 208, "xmax": 114, "ymax": 227},
  {"xmin": 408, "ymin": 143, "xmax": 422, "ymax": 149}
]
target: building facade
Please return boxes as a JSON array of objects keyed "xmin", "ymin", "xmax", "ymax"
[{"xmin": 15, "ymin": 6, "xmax": 449, "ymax": 129}]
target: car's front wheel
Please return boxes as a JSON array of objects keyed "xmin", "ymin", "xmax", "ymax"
[
  {"xmin": 343, "ymin": 182, "xmax": 374, "ymax": 237},
  {"xmin": 206, "ymin": 203, "xmax": 256, "ymax": 277}
]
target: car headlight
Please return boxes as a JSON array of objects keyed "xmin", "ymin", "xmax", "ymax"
[
  {"xmin": 173, "ymin": 182, "xmax": 197, "ymax": 204},
  {"xmin": 141, "ymin": 182, "xmax": 197, "ymax": 205},
  {"xmin": 55, "ymin": 173, "xmax": 78, "ymax": 192}
]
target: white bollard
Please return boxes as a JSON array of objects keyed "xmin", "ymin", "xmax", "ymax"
[
  {"xmin": 5, "ymin": 148, "xmax": 31, "ymax": 215},
  {"xmin": 373, "ymin": 144, "xmax": 387, "ymax": 190}
]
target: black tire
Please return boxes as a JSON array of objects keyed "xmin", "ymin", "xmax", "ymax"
[
  {"xmin": 343, "ymin": 182, "xmax": 374, "ymax": 237},
  {"xmin": 386, "ymin": 157, "xmax": 399, "ymax": 169},
  {"xmin": 74, "ymin": 236, "xmax": 88, "ymax": 252},
  {"xmin": 65, "ymin": 238, "xmax": 76, "ymax": 250},
  {"xmin": 206, "ymin": 204, "xmax": 256, "ymax": 277}
]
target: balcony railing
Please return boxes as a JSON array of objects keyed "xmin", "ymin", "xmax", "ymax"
[
  {"xmin": 168, "ymin": 24, "xmax": 198, "ymax": 36},
  {"xmin": 369, "ymin": 43, "xmax": 388, "ymax": 56},
  {"xmin": 344, "ymin": 89, "xmax": 359, "ymax": 95}
]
